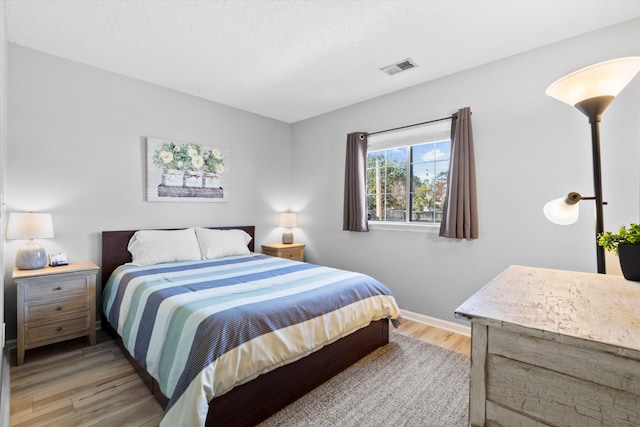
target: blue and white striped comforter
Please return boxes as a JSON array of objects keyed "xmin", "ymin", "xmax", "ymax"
[{"xmin": 102, "ymin": 253, "xmax": 401, "ymax": 426}]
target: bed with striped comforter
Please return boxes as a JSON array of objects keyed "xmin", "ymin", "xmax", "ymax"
[{"xmin": 102, "ymin": 253, "xmax": 401, "ymax": 426}]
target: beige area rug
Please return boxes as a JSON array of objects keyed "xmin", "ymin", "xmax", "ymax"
[{"xmin": 259, "ymin": 332, "xmax": 470, "ymax": 427}]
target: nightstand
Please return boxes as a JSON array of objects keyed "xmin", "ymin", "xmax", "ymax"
[
  {"xmin": 14, "ymin": 261, "xmax": 99, "ymax": 365},
  {"xmin": 261, "ymin": 242, "xmax": 305, "ymax": 262}
]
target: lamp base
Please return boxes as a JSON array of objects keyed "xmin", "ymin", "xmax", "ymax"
[
  {"xmin": 282, "ymin": 230, "xmax": 294, "ymax": 244},
  {"xmin": 15, "ymin": 240, "xmax": 47, "ymax": 270}
]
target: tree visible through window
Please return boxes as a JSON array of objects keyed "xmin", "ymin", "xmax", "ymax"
[{"xmin": 366, "ymin": 132, "xmax": 450, "ymax": 223}]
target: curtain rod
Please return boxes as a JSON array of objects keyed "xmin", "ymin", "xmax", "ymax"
[{"xmin": 368, "ymin": 115, "xmax": 452, "ymax": 136}]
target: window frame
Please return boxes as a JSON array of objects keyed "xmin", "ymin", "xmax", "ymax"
[{"xmin": 366, "ymin": 120, "xmax": 451, "ymax": 230}]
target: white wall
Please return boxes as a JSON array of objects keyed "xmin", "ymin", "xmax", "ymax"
[
  {"xmin": 4, "ymin": 45, "xmax": 292, "ymax": 340},
  {"xmin": 290, "ymin": 18, "xmax": 640, "ymax": 325}
]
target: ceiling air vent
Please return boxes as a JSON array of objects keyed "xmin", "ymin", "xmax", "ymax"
[{"xmin": 380, "ymin": 58, "xmax": 418, "ymax": 76}]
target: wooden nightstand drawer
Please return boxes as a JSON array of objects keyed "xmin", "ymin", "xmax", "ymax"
[
  {"xmin": 278, "ymin": 247, "xmax": 303, "ymax": 260},
  {"xmin": 23, "ymin": 277, "xmax": 91, "ymax": 302},
  {"xmin": 25, "ymin": 295, "xmax": 91, "ymax": 324},
  {"xmin": 25, "ymin": 315, "xmax": 91, "ymax": 348},
  {"xmin": 262, "ymin": 243, "xmax": 305, "ymax": 262},
  {"xmin": 14, "ymin": 261, "xmax": 99, "ymax": 365}
]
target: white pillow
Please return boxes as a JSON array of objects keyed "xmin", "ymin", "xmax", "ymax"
[
  {"xmin": 128, "ymin": 228, "xmax": 202, "ymax": 266},
  {"xmin": 195, "ymin": 227, "xmax": 252, "ymax": 259}
]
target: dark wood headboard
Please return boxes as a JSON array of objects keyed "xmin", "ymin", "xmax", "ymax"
[{"xmin": 101, "ymin": 226, "xmax": 255, "ymax": 286}]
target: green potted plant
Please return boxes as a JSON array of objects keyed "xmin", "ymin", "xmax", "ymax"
[{"xmin": 598, "ymin": 223, "xmax": 640, "ymax": 281}]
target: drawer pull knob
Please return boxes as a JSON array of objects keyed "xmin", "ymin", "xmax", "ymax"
[
  {"xmin": 57, "ymin": 327, "xmax": 62, "ymax": 332},
  {"xmin": 56, "ymin": 286, "xmax": 62, "ymax": 291},
  {"xmin": 56, "ymin": 306, "xmax": 62, "ymax": 311}
]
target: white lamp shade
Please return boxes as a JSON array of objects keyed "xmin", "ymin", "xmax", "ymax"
[
  {"xmin": 278, "ymin": 212, "xmax": 298, "ymax": 228},
  {"xmin": 543, "ymin": 197, "xmax": 579, "ymax": 225},
  {"xmin": 546, "ymin": 57, "xmax": 640, "ymax": 106},
  {"xmin": 6, "ymin": 212, "xmax": 55, "ymax": 240}
]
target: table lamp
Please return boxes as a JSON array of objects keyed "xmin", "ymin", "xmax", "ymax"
[
  {"xmin": 6, "ymin": 212, "xmax": 55, "ymax": 269},
  {"xmin": 278, "ymin": 212, "xmax": 297, "ymax": 244}
]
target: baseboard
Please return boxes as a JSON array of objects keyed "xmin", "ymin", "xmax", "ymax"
[{"xmin": 400, "ymin": 309, "xmax": 471, "ymax": 337}]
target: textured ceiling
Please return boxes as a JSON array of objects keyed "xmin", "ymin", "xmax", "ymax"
[{"xmin": 5, "ymin": 0, "xmax": 640, "ymax": 123}]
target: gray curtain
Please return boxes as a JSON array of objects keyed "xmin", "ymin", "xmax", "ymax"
[
  {"xmin": 343, "ymin": 132, "xmax": 369, "ymax": 232},
  {"xmin": 439, "ymin": 107, "xmax": 478, "ymax": 239}
]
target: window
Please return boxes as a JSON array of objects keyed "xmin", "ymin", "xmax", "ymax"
[{"xmin": 366, "ymin": 121, "xmax": 451, "ymax": 224}]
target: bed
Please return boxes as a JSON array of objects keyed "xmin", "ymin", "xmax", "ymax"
[{"xmin": 101, "ymin": 225, "xmax": 400, "ymax": 426}]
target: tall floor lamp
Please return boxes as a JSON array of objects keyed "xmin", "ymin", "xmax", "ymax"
[{"xmin": 544, "ymin": 57, "xmax": 640, "ymax": 274}]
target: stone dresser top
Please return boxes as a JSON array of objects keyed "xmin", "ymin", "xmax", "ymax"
[{"xmin": 455, "ymin": 265, "xmax": 640, "ymax": 353}]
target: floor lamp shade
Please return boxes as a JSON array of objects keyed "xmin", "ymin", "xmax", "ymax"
[
  {"xmin": 6, "ymin": 212, "xmax": 55, "ymax": 270},
  {"xmin": 543, "ymin": 196, "xmax": 580, "ymax": 225},
  {"xmin": 546, "ymin": 57, "xmax": 640, "ymax": 105},
  {"xmin": 278, "ymin": 212, "xmax": 297, "ymax": 244}
]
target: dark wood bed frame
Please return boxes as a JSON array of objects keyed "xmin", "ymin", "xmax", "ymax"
[{"xmin": 101, "ymin": 226, "xmax": 389, "ymax": 426}]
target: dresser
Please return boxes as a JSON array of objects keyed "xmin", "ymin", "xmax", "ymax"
[
  {"xmin": 14, "ymin": 261, "xmax": 99, "ymax": 365},
  {"xmin": 455, "ymin": 265, "xmax": 640, "ymax": 427},
  {"xmin": 261, "ymin": 242, "xmax": 305, "ymax": 262}
]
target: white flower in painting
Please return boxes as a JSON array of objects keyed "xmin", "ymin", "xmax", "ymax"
[
  {"xmin": 159, "ymin": 150, "xmax": 173, "ymax": 164},
  {"xmin": 211, "ymin": 149, "xmax": 221, "ymax": 159},
  {"xmin": 215, "ymin": 164, "xmax": 225, "ymax": 173},
  {"xmin": 173, "ymin": 145, "xmax": 181, "ymax": 152},
  {"xmin": 191, "ymin": 155, "xmax": 204, "ymax": 169},
  {"xmin": 176, "ymin": 161, "xmax": 183, "ymax": 169},
  {"xmin": 187, "ymin": 147, "xmax": 198, "ymax": 158}
]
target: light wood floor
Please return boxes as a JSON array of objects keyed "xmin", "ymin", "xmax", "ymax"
[
  {"xmin": 394, "ymin": 319, "xmax": 470, "ymax": 356},
  {"xmin": 9, "ymin": 320, "xmax": 470, "ymax": 426}
]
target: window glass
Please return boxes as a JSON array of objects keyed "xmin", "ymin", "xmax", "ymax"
[{"xmin": 367, "ymin": 121, "xmax": 450, "ymax": 224}]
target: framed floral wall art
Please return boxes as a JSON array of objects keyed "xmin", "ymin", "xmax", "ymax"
[{"xmin": 146, "ymin": 137, "xmax": 230, "ymax": 202}]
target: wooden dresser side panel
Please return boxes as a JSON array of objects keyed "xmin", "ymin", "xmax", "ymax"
[
  {"xmin": 486, "ymin": 354, "xmax": 640, "ymax": 427},
  {"xmin": 486, "ymin": 401, "xmax": 553, "ymax": 427},
  {"xmin": 489, "ymin": 327, "xmax": 640, "ymax": 394}
]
